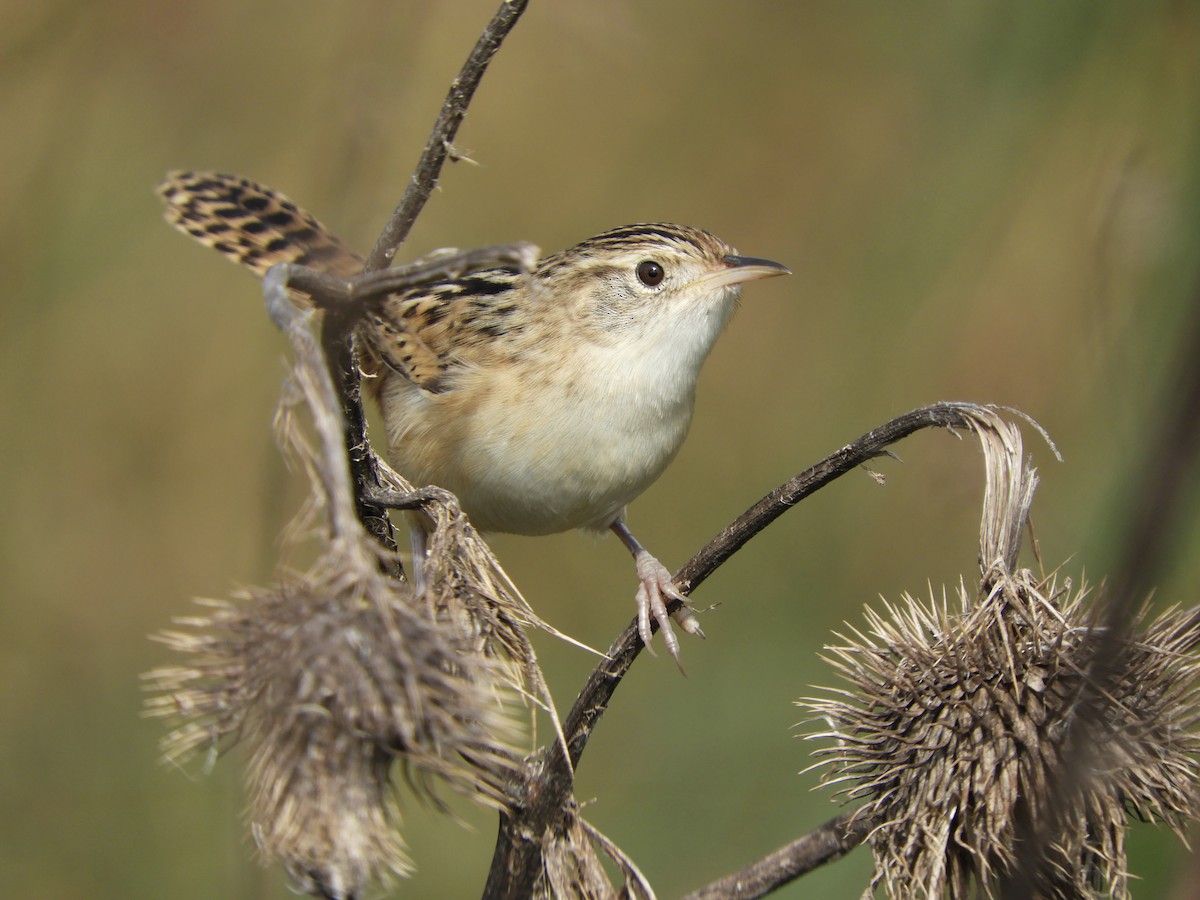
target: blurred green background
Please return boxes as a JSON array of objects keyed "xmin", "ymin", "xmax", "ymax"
[{"xmin": 4, "ymin": 1, "xmax": 1199, "ymax": 897}]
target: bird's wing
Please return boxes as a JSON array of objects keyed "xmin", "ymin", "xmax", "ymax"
[{"xmin": 363, "ymin": 270, "xmax": 526, "ymax": 394}]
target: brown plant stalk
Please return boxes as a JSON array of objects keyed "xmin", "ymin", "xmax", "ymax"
[
  {"xmin": 484, "ymin": 402, "xmax": 1052, "ymax": 898},
  {"xmin": 316, "ymin": 0, "xmax": 531, "ymax": 555}
]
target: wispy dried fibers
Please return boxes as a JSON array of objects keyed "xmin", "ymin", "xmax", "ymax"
[
  {"xmin": 533, "ymin": 809, "xmax": 656, "ymax": 900},
  {"xmin": 373, "ymin": 461, "xmax": 555, "ymax": 705}
]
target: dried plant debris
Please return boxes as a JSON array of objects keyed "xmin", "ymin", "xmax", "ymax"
[
  {"xmin": 145, "ymin": 548, "xmax": 520, "ymax": 897},
  {"xmin": 373, "ymin": 460, "xmax": 555, "ymax": 691},
  {"xmin": 801, "ymin": 408, "xmax": 1200, "ymax": 899},
  {"xmin": 533, "ymin": 810, "xmax": 656, "ymax": 900}
]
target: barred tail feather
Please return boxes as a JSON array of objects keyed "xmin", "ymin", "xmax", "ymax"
[{"xmin": 157, "ymin": 171, "xmax": 363, "ymax": 278}]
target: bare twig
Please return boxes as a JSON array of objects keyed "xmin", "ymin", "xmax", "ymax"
[
  {"xmin": 680, "ymin": 810, "xmax": 874, "ymax": 900},
  {"xmin": 364, "ymin": 0, "xmax": 530, "ymax": 273},
  {"xmin": 318, "ymin": 314, "xmax": 397, "ymax": 552},
  {"xmin": 677, "ymin": 402, "xmax": 1032, "ymax": 596},
  {"xmin": 311, "ymin": 0, "xmax": 530, "ymax": 552}
]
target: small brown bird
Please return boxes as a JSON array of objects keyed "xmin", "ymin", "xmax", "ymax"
[{"xmin": 159, "ymin": 171, "xmax": 789, "ymax": 665}]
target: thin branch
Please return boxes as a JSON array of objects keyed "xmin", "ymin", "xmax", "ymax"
[
  {"xmin": 364, "ymin": 0, "xmax": 530, "ymax": 273},
  {"xmin": 485, "ymin": 402, "xmax": 1021, "ymax": 898},
  {"xmin": 680, "ymin": 810, "xmax": 874, "ymax": 900},
  {"xmin": 319, "ymin": 311, "xmax": 397, "ymax": 552},
  {"xmin": 313, "ymin": 0, "xmax": 530, "ymax": 551},
  {"xmin": 565, "ymin": 403, "xmax": 1021, "ymax": 769},
  {"xmin": 676, "ymin": 402, "xmax": 1001, "ymax": 596}
]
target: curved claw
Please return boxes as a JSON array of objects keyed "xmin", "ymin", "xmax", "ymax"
[
  {"xmin": 610, "ymin": 518, "xmax": 703, "ymax": 671},
  {"xmin": 633, "ymin": 550, "xmax": 693, "ymax": 671}
]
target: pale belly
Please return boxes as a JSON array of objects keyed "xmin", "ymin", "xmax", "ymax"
[{"xmin": 380, "ymin": 369, "xmax": 695, "ymax": 535}]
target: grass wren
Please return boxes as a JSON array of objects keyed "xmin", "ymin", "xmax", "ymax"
[{"xmin": 158, "ymin": 171, "xmax": 789, "ymax": 666}]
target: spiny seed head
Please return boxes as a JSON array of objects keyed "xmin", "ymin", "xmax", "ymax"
[
  {"xmin": 801, "ymin": 571, "xmax": 1200, "ymax": 900},
  {"xmin": 145, "ymin": 563, "xmax": 518, "ymax": 899}
]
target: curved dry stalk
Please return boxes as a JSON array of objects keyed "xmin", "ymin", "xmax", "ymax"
[
  {"xmin": 677, "ymin": 403, "xmax": 1057, "ymax": 596},
  {"xmin": 680, "ymin": 810, "xmax": 874, "ymax": 900},
  {"xmin": 485, "ymin": 402, "xmax": 1040, "ymax": 898},
  {"xmin": 364, "ymin": 0, "xmax": 530, "ymax": 272}
]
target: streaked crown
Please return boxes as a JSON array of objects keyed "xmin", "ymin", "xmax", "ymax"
[{"xmin": 532, "ymin": 223, "xmax": 788, "ymax": 323}]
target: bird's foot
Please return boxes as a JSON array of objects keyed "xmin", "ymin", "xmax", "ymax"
[{"xmin": 632, "ymin": 550, "xmax": 704, "ymax": 671}]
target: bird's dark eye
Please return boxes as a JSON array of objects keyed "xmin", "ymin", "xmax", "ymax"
[{"xmin": 636, "ymin": 260, "xmax": 665, "ymax": 287}]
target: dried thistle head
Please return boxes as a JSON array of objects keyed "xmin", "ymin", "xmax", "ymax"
[
  {"xmin": 804, "ymin": 575, "xmax": 1200, "ymax": 899},
  {"xmin": 145, "ymin": 545, "xmax": 519, "ymax": 898},
  {"xmin": 142, "ymin": 252, "xmax": 560, "ymax": 899},
  {"xmin": 800, "ymin": 408, "xmax": 1200, "ymax": 899}
]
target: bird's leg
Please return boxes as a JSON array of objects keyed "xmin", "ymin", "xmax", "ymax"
[{"xmin": 609, "ymin": 519, "xmax": 704, "ymax": 669}]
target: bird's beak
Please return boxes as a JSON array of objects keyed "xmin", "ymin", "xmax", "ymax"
[{"xmin": 696, "ymin": 254, "xmax": 791, "ymax": 291}]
